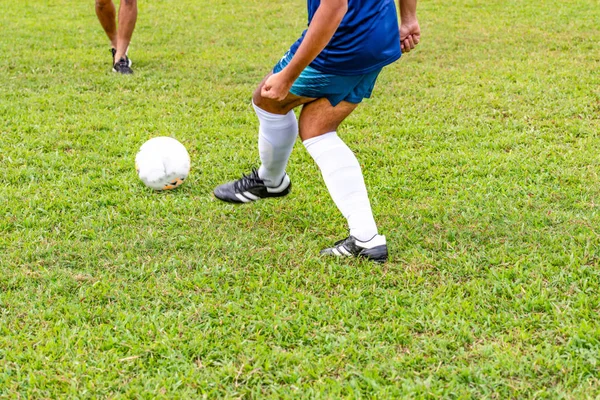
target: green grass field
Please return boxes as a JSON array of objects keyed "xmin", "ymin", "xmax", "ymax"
[{"xmin": 1, "ymin": 0, "xmax": 600, "ymax": 397}]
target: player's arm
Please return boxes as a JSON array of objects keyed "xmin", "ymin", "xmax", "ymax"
[
  {"xmin": 398, "ymin": 0, "xmax": 420, "ymax": 53},
  {"xmin": 283, "ymin": 0, "xmax": 348, "ymax": 81},
  {"xmin": 261, "ymin": 0, "xmax": 348, "ymax": 100}
]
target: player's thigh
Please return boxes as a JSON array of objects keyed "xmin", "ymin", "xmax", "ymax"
[
  {"xmin": 252, "ymin": 73, "xmax": 315, "ymax": 115},
  {"xmin": 298, "ymin": 99, "xmax": 358, "ymax": 141}
]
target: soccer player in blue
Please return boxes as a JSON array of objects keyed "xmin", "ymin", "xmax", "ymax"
[{"xmin": 214, "ymin": 0, "xmax": 420, "ymax": 263}]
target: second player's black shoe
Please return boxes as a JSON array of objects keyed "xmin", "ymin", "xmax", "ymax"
[
  {"xmin": 113, "ymin": 57, "xmax": 133, "ymax": 74},
  {"xmin": 111, "ymin": 48, "xmax": 132, "ymax": 67},
  {"xmin": 320, "ymin": 235, "xmax": 388, "ymax": 263},
  {"xmin": 213, "ymin": 168, "xmax": 291, "ymax": 203}
]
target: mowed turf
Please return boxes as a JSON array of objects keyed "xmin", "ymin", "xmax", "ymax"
[{"xmin": 1, "ymin": 0, "xmax": 599, "ymax": 397}]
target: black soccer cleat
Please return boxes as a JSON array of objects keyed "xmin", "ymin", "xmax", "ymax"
[
  {"xmin": 320, "ymin": 235, "xmax": 388, "ymax": 263},
  {"xmin": 213, "ymin": 168, "xmax": 291, "ymax": 203},
  {"xmin": 113, "ymin": 57, "xmax": 133, "ymax": 74},
  {"xmin": 111, "ymin": 48, "xmax": 132, "ymax": 67}
]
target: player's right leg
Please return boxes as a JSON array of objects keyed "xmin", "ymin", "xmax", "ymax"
[
  {"xmin": 95, "ymin": 0, "xmax": 119, "ymax": 69},
  {"xmin": 95, "ymin": 0, "xmax": 117, "ymax": 48}
]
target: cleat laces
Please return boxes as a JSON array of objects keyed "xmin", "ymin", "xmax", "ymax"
[{"xmin": 233, "ymin": 168, "xmax": 264, "ymax": 192}]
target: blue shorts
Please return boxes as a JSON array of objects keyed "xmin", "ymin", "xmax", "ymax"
[{"xmin": 272, "ymin": 52, "xmax": 382, "ymax": 107}]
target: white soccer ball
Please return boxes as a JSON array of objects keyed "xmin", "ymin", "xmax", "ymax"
[{"xmin": 135, "ymin": 137, "xmax": 191, "ymax": 191}]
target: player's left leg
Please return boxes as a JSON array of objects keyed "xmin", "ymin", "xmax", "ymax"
[
  {"xmin": 112, "ymin": 0, "xmax": 137, "ymax": 74},
  {"xmin": 300, "ymin": 99, "xmax": 388, "ymax": 263}
]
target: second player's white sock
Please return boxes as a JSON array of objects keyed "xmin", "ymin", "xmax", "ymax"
[
  {"xmin": 253, "ymin": 101, "xmax": 298, "ymax": 186},
  {"xmin": 303, "ymin": 131, "xmax": 378, "ymax": 241}
]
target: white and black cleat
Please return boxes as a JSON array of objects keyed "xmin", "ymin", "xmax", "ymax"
[
  {"xmin": 320, "ymin": 234, "xmax": 388, "ymax": 263},
  {"xmin": 213, "ymin": 168, "xmax": 291, "ymax": 203},
  {"xmin": 111, "ymin": 48, "xmax": 132, "ymax": 67},
  {"xmin": 113, "ymin": 57, "xmax": 133, "ymax": 74}
]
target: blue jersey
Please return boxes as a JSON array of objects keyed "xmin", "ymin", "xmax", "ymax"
[{"xmin": 289, "ymin": 0, "xmax": 401, "ymax": 76}]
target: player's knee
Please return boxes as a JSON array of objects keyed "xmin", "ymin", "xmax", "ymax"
[
  {"xmin": 253, "ymin": 90, "xmax": 283, "ymax": 114},
  {"xmin": 122, "ymin": 0, "xmax": 137, "ymax": 6}
]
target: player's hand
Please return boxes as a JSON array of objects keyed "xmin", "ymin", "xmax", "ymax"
[
  {"xmin": 400, "ymin": 18, "xmax": 420, "ymax": 53},
  {"xmin": 261, "ymin": 72, "xmax": 293, "ymax": 101}
]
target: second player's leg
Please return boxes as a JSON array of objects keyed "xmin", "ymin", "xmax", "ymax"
[
  {"xmin": 95, "ymin": 0, "xmax": 117, "ymax": 49},
  {"xmin": 114, "ymin": 0, "xmax": 138, "ymax": 63}
]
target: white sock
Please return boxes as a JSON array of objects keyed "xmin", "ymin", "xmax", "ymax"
[
  {"xmin": 252, "ymin": 101, "xmax": 298, "ymax": 186},
  {"xmin": 303, "ymin": 132, "xmax": 378, "ymax": 241}
]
